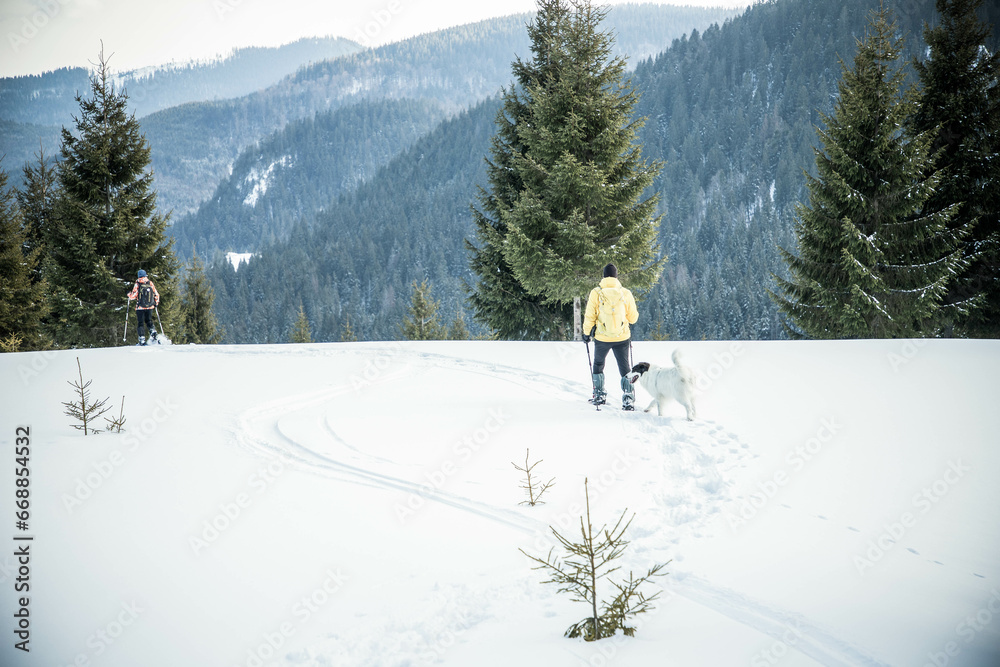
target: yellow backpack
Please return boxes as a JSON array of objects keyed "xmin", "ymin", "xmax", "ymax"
[{"xmin": 596, "ymin": 287, "xmax": 627, "ymax": 338}]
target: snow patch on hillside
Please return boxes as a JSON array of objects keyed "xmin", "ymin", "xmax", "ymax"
[
  {"xmin": 242, "ymin": 155, "xmax": 292, "ymax": 207},
  {"xmin": 226, "ymin": 252, "xmax": 255, "ymax": 271}
]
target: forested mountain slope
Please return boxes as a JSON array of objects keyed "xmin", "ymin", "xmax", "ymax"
[
  {"xmin": 145, "ymin": 4, "xmax": 737, "ymax": 214},
  {"xmin": 0, "ymin": 38, "xmax": 361, "ymax": 188},
  {"xmin": 631, "ymin": 0, "xmax": 999, "ymax": 340},
  {"xmin": 208, "ymin": 100, "xmax": 499, "ymax": 343},
  {"xmin": 171, "ymin": 98, "xmax": 449, "ymax": 257},
  {"xmin": 204, "ymin": 0, "xmax": 999, "ymax": 343}
]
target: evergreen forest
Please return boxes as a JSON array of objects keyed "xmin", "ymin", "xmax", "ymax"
[{"xmin": 3, "ymin": 0, "xmax": 998, "ymax": 348}]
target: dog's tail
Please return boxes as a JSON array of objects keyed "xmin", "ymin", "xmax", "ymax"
[{"xmin": 672, "ymin": 349, "xmax": 696, "ymax": 385}]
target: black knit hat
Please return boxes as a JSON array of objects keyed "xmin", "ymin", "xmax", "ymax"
[{"xmin": 603, "ymin": 263, "xmax": 618, "ymax": 279}]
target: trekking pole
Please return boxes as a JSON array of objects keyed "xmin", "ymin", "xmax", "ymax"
[
  {"xmin": 585, "ymin": 338, "xmax": 599, "ymax": 411},
  {"xmin": 154, "ymin": 305, "xmax": 165, "ymax": 338},
  {"xmin": 123, "ymin": 298, "xmax": 131, "ymax": 342}
]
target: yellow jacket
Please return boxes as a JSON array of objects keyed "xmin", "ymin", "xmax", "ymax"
[{"xmin": 583, "ymin": 277, "xmax": 638, "ymax": 342}]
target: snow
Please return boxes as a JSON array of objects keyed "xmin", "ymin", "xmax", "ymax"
[
  {"xmin": 243, "ymin": 156, "xmax": 292, "ymax": 208},
  {"xmin": 2, "ymin": 339, "xmax": 999, "ymax": 667},
  {"xmin": 226, "ymin": 252, "xmax": 255, "ymax": 271}
]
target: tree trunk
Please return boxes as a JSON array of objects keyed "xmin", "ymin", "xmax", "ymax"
[
  {"xmin": 585, "ymin": 478, "xmax": 599, "ymax": 638},
  {"xmin": 574, "ymin": 296, "xmax": 582, "ymax": 341}
]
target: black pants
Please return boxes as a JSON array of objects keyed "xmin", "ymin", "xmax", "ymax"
[
  {"xmin": 592, "ymin": 339, "xmax": 631, "ymax": 376},
  {"xmin": 136, "ymin": 309, "xmax": 154, "ymax": 338}
]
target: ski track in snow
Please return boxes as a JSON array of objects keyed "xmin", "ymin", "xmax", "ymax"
[{"xmin": 230, "ymin": 345, "xmax": 885, "ymax": 665}]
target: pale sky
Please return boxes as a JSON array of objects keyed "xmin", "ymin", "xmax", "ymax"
[{"xmin": 1, "ymin": 0, "xmax": 750, "ymax": 78}]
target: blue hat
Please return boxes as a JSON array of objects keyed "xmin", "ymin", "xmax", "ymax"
[{"xmin": 137, "ymin": 270, "xmax": 147, "ymax": 278}]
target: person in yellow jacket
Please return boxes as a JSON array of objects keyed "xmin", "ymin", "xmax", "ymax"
[{"xmin": 582, "ymin": 263, "xmax": 639, "ymax": 410}]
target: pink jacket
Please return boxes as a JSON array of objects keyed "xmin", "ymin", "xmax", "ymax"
[{"xmin": 128, "ymin": 277, "xmax": 160, "ymax": 310}]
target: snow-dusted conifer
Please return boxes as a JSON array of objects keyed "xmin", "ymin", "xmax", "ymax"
[
  {"xmin": 469, "ymin": 0, "xmax": 663, "ymax": 339},
  {"xmin": 47, "ymin": 46, "xmax": 178, "ymax": 347},
  {"xmin": 772, "ymin": 7, "xmax": 971, "ymax": 338},
  {"xmin": 290, "ymin": 304, "xmax": 312, "ymax": 343},
  {"xmin": 402, "ymin": 279, "xmax": 447, "ymax": 340},
  {"xmin": 467, "ymin": 0, "xmax": 575, "ymax": 340},
  {"xmin": 909, "ymin": 0, "xmax": 1000, "ymax": 336},
  {"xmin": 178, "ymin": 252, "xmax": 223, "ymax": 344},
  {"xmin": 0, "ymin": 165, "xmax": 48, "ymax": 351}
]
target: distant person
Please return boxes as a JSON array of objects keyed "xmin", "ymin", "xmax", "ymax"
[
  {"xmin": 128, "ymin": 269, "xmax": 160, "ymax": 345},
  {"xmin": 582, "ymin": 263, "xmax": 639, "ymax": 410}
]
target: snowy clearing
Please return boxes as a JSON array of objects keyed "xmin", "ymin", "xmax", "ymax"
[{"xmin": 1, "ymin": 340, "xmax": 998, "ymax": 666}]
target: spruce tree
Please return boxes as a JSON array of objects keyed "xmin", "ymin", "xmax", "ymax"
[
  {"xmin": 910, "ymin": 0, "xmax": 1000, "ymax": 336},
  {"xmin": 468, "ymin": 0, "xmax": 663, "ymax": 339},
  {"xmin": 468, "ymin": 0, "xmax": 575, "ymax": 340},
  {"xmin": 46, "ymin": 47, "xmax": 178, "ymax": 347},
  {"xmin": 447, "ymin": 310, "xmax": 471, "ymax": 340},
  {"xmin": 520, "ymin": 479, "xmax": 668, "ymax": 640},
  {"xmin": 402, "ymin": 279, "xmax": 447, "ymax": 340},
  {"xmin": 771, "ymin": 7, "xmax": 971, "ymax": 339},
  {"xmin": 0, "ymin": 166, "xmax": 48, "ymax": 351},
  {"xmin": 178, "ymin": 252, "xmax": 223, "ymax": 344},
  {"xmin": 290, "ymin": 304, "xmax": 312, "ymax": 343},
  {"xmin": 339, "ymin": 314, "xmax": 358, "ymax": 342},
  {"xmin": 16, "ymin": 145, "xmax": 56, "ymax": 285}
]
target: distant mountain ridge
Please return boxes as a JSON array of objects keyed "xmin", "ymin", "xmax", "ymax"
[
  {"xmin": 0, "ymin": 36, "xmax": 362, "ymax": 189},
  {"xmin": 0, "ymin": 37, "xmax": 363, "ymax": 124},
  {"xmin": 142, "ymin": 4, "xmax": 739, "ymax": 215}
]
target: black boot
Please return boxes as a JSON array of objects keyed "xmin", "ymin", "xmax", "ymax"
[
  {"xmin": 621, "ymin": 375, "xmax": 635, "ymax": 411},
  {"xmin": 590, "ymin": 373, "xmax": 607, "ymax": 405}
]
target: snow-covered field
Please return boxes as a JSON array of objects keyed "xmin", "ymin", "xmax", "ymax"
[{"xmin": 2, "ymin": 339, "xmax": 999, "ymax": 666}]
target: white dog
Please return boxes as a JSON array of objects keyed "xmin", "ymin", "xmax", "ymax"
[{"xmin": 627, "ymin": 350, "xmax": 697, "ymax": 420}]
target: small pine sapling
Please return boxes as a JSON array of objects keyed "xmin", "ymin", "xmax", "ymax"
[
  {"xmin": 512, "ymin": 448, "xmax": 555, "ymax": 506},
  {"xmin": 105, "ymin": 396, "xmax": 127, "ymax": 433},
  {"xmin": 520, "ymin": 478, "xmax": 669, "ymax": 640},
  {"xmin": 62, "ymin": 357, "xmax": 111, "ymax": 435},
  {"xmin": 0, "ymin": 333, "xmax": 23, "ymax": 353}
]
